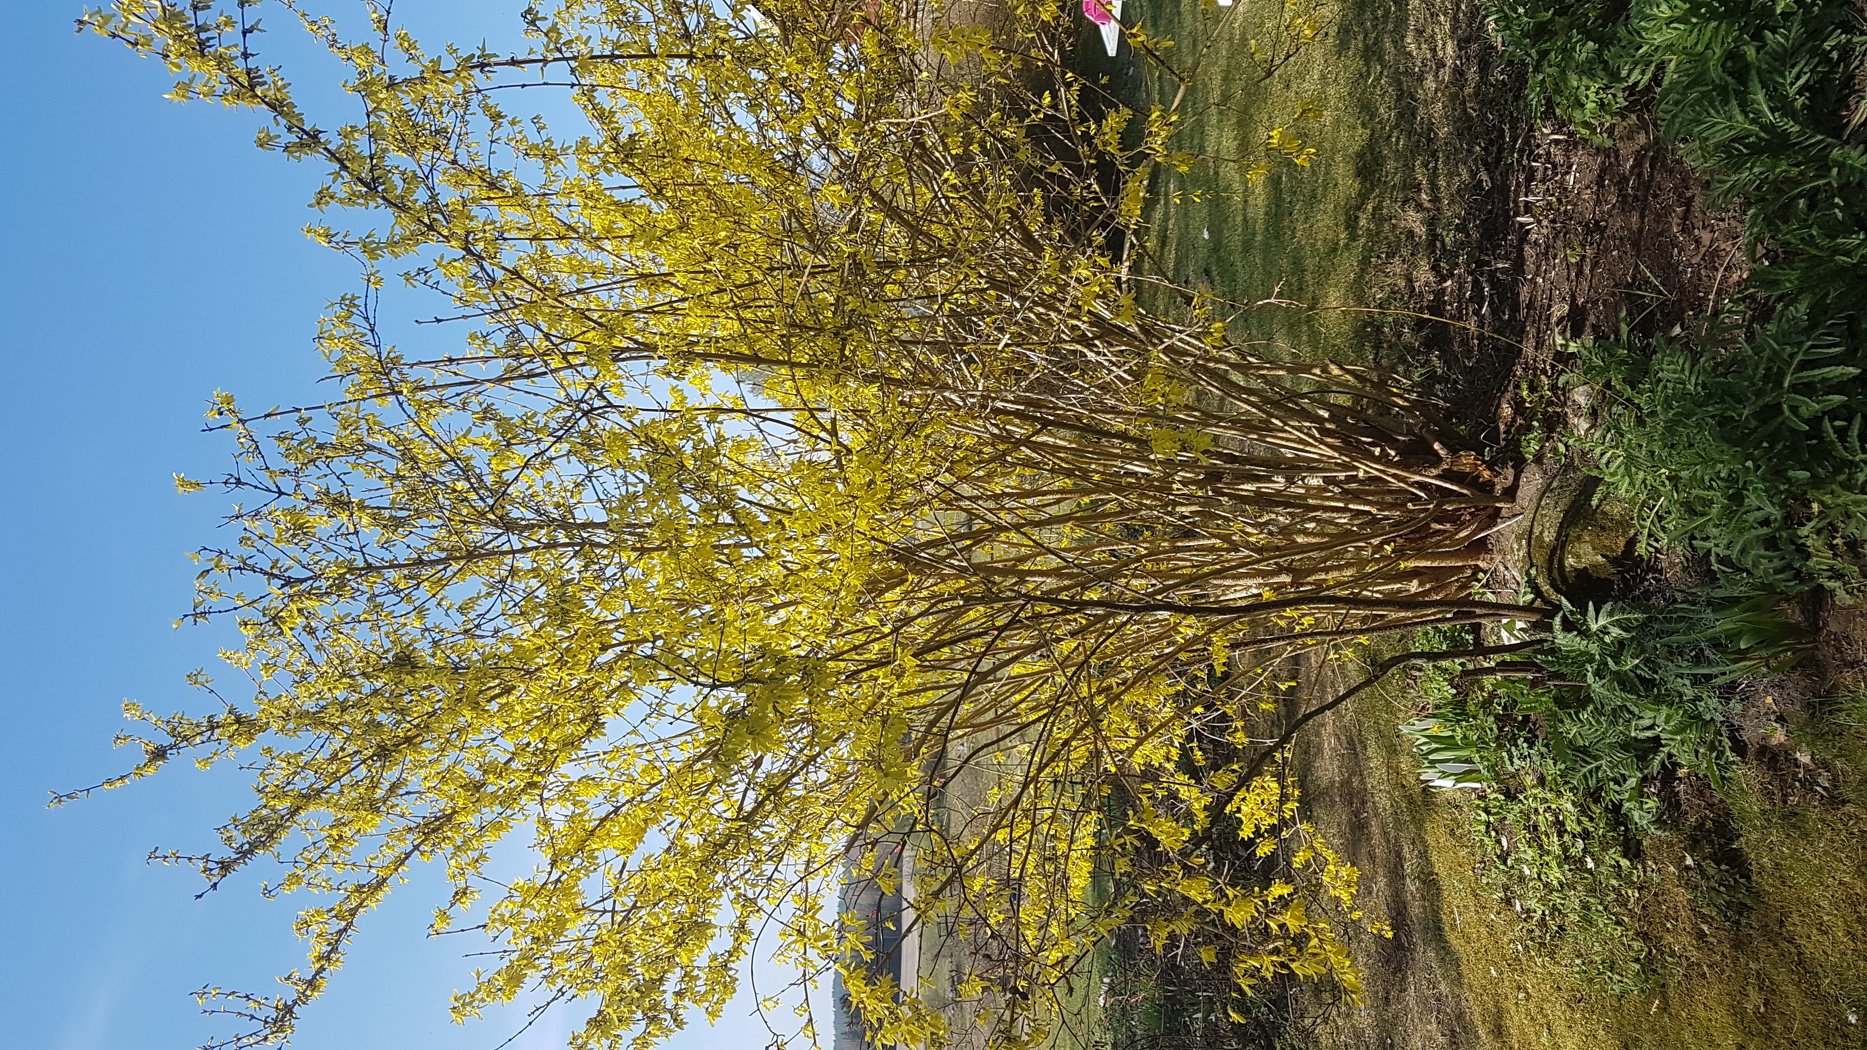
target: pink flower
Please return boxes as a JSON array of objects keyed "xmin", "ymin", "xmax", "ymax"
[{"xmin": 1083, "ymin": 0, "xmax": 1115, "ymax": 25}]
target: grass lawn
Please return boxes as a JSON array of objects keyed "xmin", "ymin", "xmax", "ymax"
[
  {"xmin": 1047, "ymin": 1, "xmax": 1520, "ymax": 1046},
  {"xmin": 1077, "ymin": 0, "xmax": 1507, "ymax": 361}
]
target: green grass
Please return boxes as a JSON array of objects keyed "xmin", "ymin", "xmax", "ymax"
[
  {"xmin": 1076, "ymin": 0, "xmax": 1505, "ymax": 362},
  {"xmin": 1039, "ymin": 5, "xmax": 1514, "ymax": 1047}
]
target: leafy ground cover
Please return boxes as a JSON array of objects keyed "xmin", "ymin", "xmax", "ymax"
[
  {"xmin": 1417, "ymin": 692, "xmax": 1867, "ymax": 1049},
  {"xmin": 1282, "ymin": 637, "xmax": 1867, "ymax": 1050}
]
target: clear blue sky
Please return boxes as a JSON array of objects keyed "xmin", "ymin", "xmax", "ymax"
[{"xmin": 0, "ymin": 5, "xmax": 793, "ymax": 1048}]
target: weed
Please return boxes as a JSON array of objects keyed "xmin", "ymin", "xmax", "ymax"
[
  {"xmin": 1469, "ymin": 782, "xmax": 1660, "ymax": 991},
  {"xmin": 1513, "ymin": 371, "xmax": 1568, "ymax": 460},
  {"xmin": 1406, "ymin": 597, "xmax": 1800, "ymax": 821},
  {"xmin": 1396, "ymin": 597, "xmax": 1809, "ymax": 986},
  {"xmin": 1483, "ymin": 0, "xmax": 1651, "ymax": 137}
]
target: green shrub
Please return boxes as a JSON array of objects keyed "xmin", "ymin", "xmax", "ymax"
[
  {"xmin": 1579, "ymin": 304, "xmax": 1867, "ymax": 592},
  {"xmin": 1637, "ymin": 0, "xmax": 1867, "ymax": 299},
  {"xmin": 1405, "ymin": 599, "xmax": 1791, "ymax": 823},
  {"xmin": 1484, "ymin": 0, "xmax": 1651, "ymax": 136}
]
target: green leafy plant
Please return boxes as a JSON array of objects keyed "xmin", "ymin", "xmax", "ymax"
[
  {"xmin": 1401, "ymin": 625, "xmax": 1663, "ymax": 987},
  {"xmin": 1533, "ymin": 600, "xmax": 1750, "ymax": 825},
  {"xmin": 1499, "ymin": 0, "xmax": 1867, "ymax": 600},
  {"xmin": 1397, "ymin": 604, "xmax": 1788, "ymax": 990},
  {"xmin": 1400, "ymin": 717, "xmax": 1492, "ymax": 789},
  {"xmin": 1470, "ymin": 781, "xmax": 1661, "ymax": 991},
  {"xmin": 1580, "ymin": 305, "xmax": 1867, "ymax": 593},
  {"xmin": 1483, "ymin": 0, "xmax": 1652, "ymax": 137},
  {"xmin": 1402, "ymin": 657, "xmax": 1553, "ymax": 790},
  {"xmin": 1636, "ymin": 0, "xmax": 1867, "ymax": 300},
  {"xmin": 1408, "ymin": 598, "xmax": 1797, "ymax": 812}
]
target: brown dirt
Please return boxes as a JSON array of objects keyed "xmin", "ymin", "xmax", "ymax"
[
  {"xmin": 1412, "ymin": 118, "xmax": 1750, "ymax": 451},
  {"xmin": 1813, "ymin": 599, "xmax": 1867, "ymax": 693}
]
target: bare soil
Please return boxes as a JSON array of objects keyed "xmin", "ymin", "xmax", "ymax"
[{"xmin": 1414, "ymin": 117, "xmax": 1751, "ymax": 450}]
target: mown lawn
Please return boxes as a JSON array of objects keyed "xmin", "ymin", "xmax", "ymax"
[
  {"xmin": 1050, "ymin": 0, "xmax": 1517, "ymax": 1045},
  {"xmin": 1076, "ymin": 0, "xmax": 1505, "ymax": 360}
]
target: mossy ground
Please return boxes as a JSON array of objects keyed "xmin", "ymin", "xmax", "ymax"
[
  {"xmin": 1411, "ymin": 700, "xmax": 1867, "ymax": 1049},
  {"xmin": 1281, "ymin": 649, "xmax": 1867, "ymax": 1050}
]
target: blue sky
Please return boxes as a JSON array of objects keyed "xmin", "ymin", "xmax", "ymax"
[{"xmin": 0, "ymin": 4, "xmax": 797, "ymax": 1048}]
